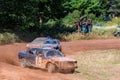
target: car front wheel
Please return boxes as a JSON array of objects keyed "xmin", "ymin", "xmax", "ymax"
[
  {"xmin": 47, "ymin": 63, "xmax": 56, "ymax": 73},
  {"xmin": 20, "ymin": 58, "xmax": 27, "ymax": 68}
]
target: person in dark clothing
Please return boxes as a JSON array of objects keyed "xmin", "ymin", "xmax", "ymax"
[
  {"xmin": 80, "ymin": 16, "xmax": 88, "ymax": 35},
  {"xmin": 74, "ymin": 20, "xmax": 81, "ymax": 34},
  {"xmin": 74, "ymin": 16, "xmax": 92, "ymax": 35},
  {"xmin": 86, "ymin": 19, "xmax": 93, "ymax": 33}
]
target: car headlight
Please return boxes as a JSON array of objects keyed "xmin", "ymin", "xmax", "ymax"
[{"xmin": 26, "ymin": 44, "xmax": 29, "ymax": 47}]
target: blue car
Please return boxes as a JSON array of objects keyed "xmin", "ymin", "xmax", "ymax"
[
  {"xmin": 26, "ymin": 37, "xmax": 62, "ymax": 51},
  {"xmin": 18, "ymin": 47, "xmax": 77, "ymax": 73}
]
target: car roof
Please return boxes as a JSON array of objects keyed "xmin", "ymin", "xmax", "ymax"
[{"xmin": 32, "ymin": 37, "xmax": 47, "ymax": 42}]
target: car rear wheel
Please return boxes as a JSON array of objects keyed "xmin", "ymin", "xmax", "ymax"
[
  {"xmin": 47, "ymin": 63, "xmax": 56, "ymax": 73},
  {"xmin": 20, "ymin": 59, "xmax": 27, "ymax": 68},
  {"xmin": 59, "ymin": 48, "xmax": 62, "ymax": 52}
]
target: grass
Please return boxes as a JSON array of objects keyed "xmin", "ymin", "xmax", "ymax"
[
  {"xmin": 104, "ymin": 17, "xmax": 120, "ymax": 27},
  {"xmin": 58, "ymin": 28, "xmax": 117, "ymax": 41},
  {"xmin": 76, "ymin": 50, "xmax": 120, "ymax": 80}
]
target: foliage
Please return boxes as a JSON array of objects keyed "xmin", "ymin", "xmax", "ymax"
[
  {"xmin": 0, "ymin": 0, "xmax": 64, "ymax": 31},
  {"xmin": 61, "ymin": 10, "xmax": 80, "ymax": 26},
  {"xmin": 63, "ymin": 0, "xmax": 101, "ymax": 16},
  {"xmin": 99, "ymin": 0, "xmax": 120, "ymax": 16},
  {"xmin": 87, "ymin": 13, "xmax": 96, "ymax": 19},
  {"xmin": 0, "ymin": 32, "xmax": 20, "ymax": 44},
  {"xmin": 1, "ymin": 0, "xmax": 120, "ymax": 42}
]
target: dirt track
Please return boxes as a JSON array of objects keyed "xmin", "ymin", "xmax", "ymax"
[{"xmin": 0, "ymin": 39, "xmax": 120, "ymax": 80}]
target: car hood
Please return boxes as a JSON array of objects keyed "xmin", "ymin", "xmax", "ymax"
[
  {"xmin": 51, "ymin": 57, "xmax": 77, "ymax": 62},
  {"xmin": 18, "ymin": 50, "xmax": 27, "ymax": 56}
]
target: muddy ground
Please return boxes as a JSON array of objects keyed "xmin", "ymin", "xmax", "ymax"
[{"xmin": 0, "ymin": 39, "xmax": 120, "ymax": 80}]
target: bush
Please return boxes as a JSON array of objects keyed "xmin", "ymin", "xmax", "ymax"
[
  {"xmin": 87, "ymin": 13, "xmax": 96, "ymax": 19},
  {"xmin": 45, "ymin": 19, "xmax": 57, "ymax": 27},
  {"xmin": 0, "ymin": 32, "xmax": 20, "ymax": 44}
]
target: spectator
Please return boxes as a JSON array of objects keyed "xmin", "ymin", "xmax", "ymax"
[
  {"xmin": 80, "ymin": 16, "xmax": 88, "ymax": 35},
  {"xmin": 74, "ymin": 20, "xmax": 81, "ymax": 34},
  {"xmin": 86, "ymin": 19, "xmax": 93, "ymax": 33}
]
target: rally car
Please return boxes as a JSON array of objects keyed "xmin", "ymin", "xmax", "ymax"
[
  {"xmin": 26, "ymin": 37, "xmax": 62, "ymax": 51},
  {"xmin": 18, "ymin": 47, "xmax": 77, "ymax": 73}
]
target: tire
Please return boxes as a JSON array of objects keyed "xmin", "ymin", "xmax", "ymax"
[
  {"xmin": 47, "ymin": 63, "xmax": 56, "ymax": 73},
  {"xmin": 59, "ymin": 47, "xmax": 62, "ymax": 52},
  {"xmin": 70, "ymin": 69, "xmax": 75, "ymax": 73},
  {"xmin": 20, "ymin": 59, "xmax": 27, "ymax": 68},
  {"xmin": 59, "ymin": 48, "xmax": 62, "ymax": 52}
]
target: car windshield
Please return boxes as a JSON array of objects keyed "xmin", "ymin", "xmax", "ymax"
[
  {"xmin": 46, "ymin": 50, "xmax": 63, "ymax": 58},
  {"xmin": 44, "ymin": 40, "xmax": 50, "ymax": 44},
  {"xmin": 52, "ymin": 41, "xmax": 57, "ymax": 44}
]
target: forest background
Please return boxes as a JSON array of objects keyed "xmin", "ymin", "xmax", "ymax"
[{"xmin": 0, "ymin": 0, "xmax": 120, "ymax": 43}]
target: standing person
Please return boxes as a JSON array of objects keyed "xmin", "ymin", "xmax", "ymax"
[
  {"xmin": 80, "ymin": 16, "xmax": 88, "ymax": 35},
  {"xmin": 74, "ymin": 20, "xmax": 81, "ymax": 34},
  {"xmin": 86, "ymin": 19, "xmax": 93, "ymax": 33}
]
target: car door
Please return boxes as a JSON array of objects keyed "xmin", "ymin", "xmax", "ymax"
[
  {"xmin": 36, "ymin": 50, "xmax": 47, "ymax": 68},
  {"xmin": 26, "ymin": 49, "xmax": 36, "ymax": 66}
]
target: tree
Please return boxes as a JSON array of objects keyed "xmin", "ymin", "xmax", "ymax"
[
  {"xmin": 0, "ymin": 0, "xmax": 65, "ymax": 31},
  {"xmin": 62, "ymin": 0, "xmax": 101, "ymax": 17}
]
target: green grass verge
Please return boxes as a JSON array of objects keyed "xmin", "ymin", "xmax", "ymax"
[
  {"xmin": 76, "ymin": 50, "xmax": 120, "ymax": 80},
  {"xmin": 104, "ymin": 18, "xmax": 120, "ymax": 26},
  {"xmin": 58, "ymin": 28, "xmax": 118, "ymax": 41}
]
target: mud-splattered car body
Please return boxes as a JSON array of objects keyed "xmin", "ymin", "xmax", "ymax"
[{"xmin": 18, "ymin": 47, "xmax": 77, "ymax": 73}]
